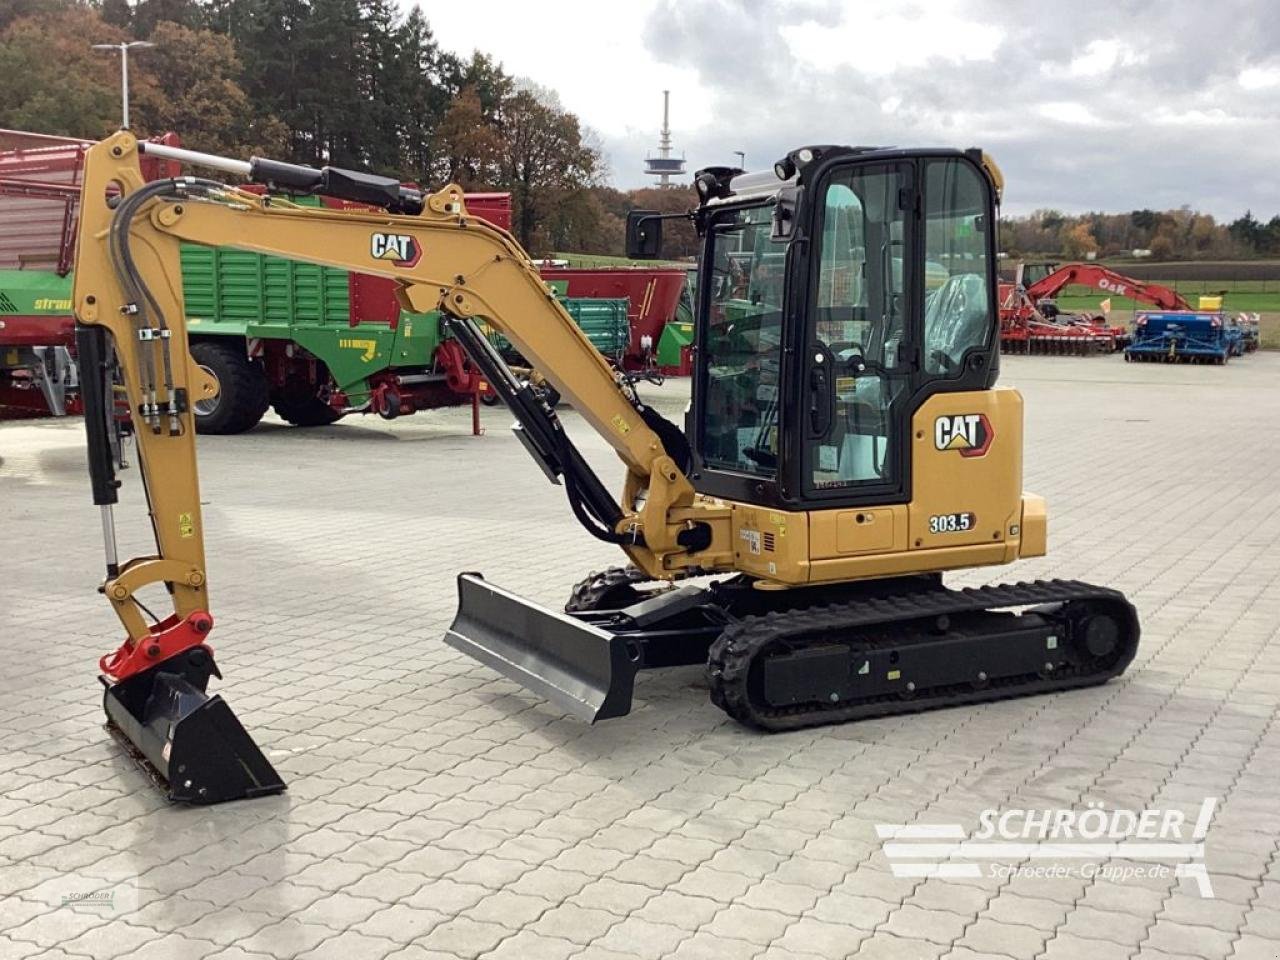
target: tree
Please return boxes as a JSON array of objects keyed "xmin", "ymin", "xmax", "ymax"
[
  {"xmin": 1229, "ymin": 211, "xmax": 1263, "ymax": 253},
  {"xmin": 132, "ymin": 0, "xmax": 203, "ymax": 36},
  {"xmin": 434, "ymin": 85, "xmax": 503, "ymax": 188},
  {"xmin": 497, "ymin": 87, "xmax": 601, "ymax": 252},
  {"xmin": 1062, "ymin": 221, "xmax": 1098, "ymax": 260},
  {"xmin": 130, "ymin": 21, "xmax": 287, "ymax": 156},
  {"xmin": 0, "ymin": 7, "xmax": 124, "ymax": 136},
  {"xmin": 1149, "ymin": 225, "xmax": 1177, "ymax": 261},
  {"xmin": 101, "ymin": 0, "xmax": 133, "ymax": 29},
  {"xmin": 229, "ymin": 0, "xmax": 309, "ymax": 161},
  {"xmin": 389, "ymin": 7, "xmax": 450, "ymax": 182}
]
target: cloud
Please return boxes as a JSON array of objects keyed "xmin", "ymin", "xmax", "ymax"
[{"xmin": 613, "ymin": 0, "xmax": 1280, "ymax": 217}]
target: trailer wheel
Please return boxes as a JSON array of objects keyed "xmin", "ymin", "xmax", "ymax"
[
  {"xmin": 271, "ymin": 377, "xmax": 342, "ymax": 427},
  {"xmin": 191, "ymin": 341, "xmax": 269, "ymax": 435}
]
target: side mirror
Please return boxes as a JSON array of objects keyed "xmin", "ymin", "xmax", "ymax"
[{"xmin": 626, "ymin": 210, "xmax": 663, "ymax": 259}]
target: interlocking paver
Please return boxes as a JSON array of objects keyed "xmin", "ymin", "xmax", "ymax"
[
  {"xmin": 1039, "ymin": 931, "xmax": 1135, "ymax": 960},
  {"xmin": 700, "ymin": 902, "xmax": 795, "ymax": 944},
  {"xmin": 295, "ymin": 930, "xmax": 400, "ymax": 960},
  {"xmin": 955, "ymin": 917, "xmax": 1048, "ymax": 957},
  {"xmin": 529, "ymin": 904, "xmax": 619, "ymax": 945},
  {"xmin": 842, "ymin": 931, "xmax": 945, "ymax": 958},
  {"xmin": 879, "ymin": 902, "xmax": 971, "ymax": 945},
  {"xmin": 477, "ymin": 930, "xmax": 576, "ymax": 960},
  {"xmin": 4, "ymin": 357, "xmax": 1280, "ymax": 960},
  {"xmin": 1141, "ymin": 919, "xmax": 1238, "ymax": 958},
  {"xmin": 587, "ymin": 917, "xmax": 688, "ymax": 958},
  {"xmin": 1060, "ymin": 904, "xmax": 1155, "ymax": 947}
]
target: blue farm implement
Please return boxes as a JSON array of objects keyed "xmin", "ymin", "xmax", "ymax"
[{"xmin": 1124, "ymin": 312, "xmax": 1236, "ymax": 364}]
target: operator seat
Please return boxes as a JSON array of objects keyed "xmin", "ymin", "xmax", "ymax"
[{"xmin": 924, "ymin": 273, "xmax": 988, "ymax": 374}]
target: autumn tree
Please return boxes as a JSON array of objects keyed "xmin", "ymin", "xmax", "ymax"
[
  {"xmin": 0, "ymin": 7, "xmax": 125, "ymax": 136},
  {"xmin": 435, "ymin": 86, "xmax": 503, "ymax": 188},
  {"xmin": 498, "ymin": 86, "xmax": 601, "ymax": 252},
  {"xmin": 1062, "ymin": 221, "xmax": 1099, "ymax": 260},
  {"xmin": 129, "ymin": 21, "xmax": 287, "ymax": 156}
]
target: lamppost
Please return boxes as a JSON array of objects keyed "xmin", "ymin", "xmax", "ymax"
[
  {"xmin": 734, "ymin": 151, "xmax": 746, "ymax": 169},
  {"xmin": 91, "ymin": 41, "xmax": 155, "ymax": 129}
]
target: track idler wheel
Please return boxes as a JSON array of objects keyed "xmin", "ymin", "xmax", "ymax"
[{"xmin": 1083, "ymin": 615, "xmax": 1120, "ymax": 658}]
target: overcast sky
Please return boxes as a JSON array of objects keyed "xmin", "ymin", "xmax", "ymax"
[{"xmin": 420, "ymin": 0, "xmax": 1280, "ymax": 219}]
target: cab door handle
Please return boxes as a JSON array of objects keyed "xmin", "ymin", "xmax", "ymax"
[{"xmin": 809, "ymin": 351, "xmax": 834, "ymax": 437}]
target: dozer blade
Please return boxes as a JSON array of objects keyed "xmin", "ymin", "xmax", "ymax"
[
  {"xmin": 444, "ymin": 573, "xmax": 640, "ymax": 723},
  {"xmin": 102, "ymin": 645, "xmax": 285, "ymax": 804}
]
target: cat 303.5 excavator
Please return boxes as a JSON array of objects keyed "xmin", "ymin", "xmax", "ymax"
[{"xmin": 73, "ymin": 132, "xmax": 1138, "ymax": 803}]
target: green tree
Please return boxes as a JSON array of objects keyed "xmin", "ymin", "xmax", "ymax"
[
  {"xmin": 390, "ymin": 7, "xmax": 450, "ymax": 181},
  {"xmin": 229, "ymin": 0, "xmax": 309, "ymax": 160},
  {"xmin": 132, "ymin": 0, "xmax": 202, "ymax": 36},
  {"xmin": 1229, "ymin": 211, "xmax": 1262, "ymax": 252},
  {"xmin": 100, "ymin": 0, "xmax": 133, "ymax": 29}
]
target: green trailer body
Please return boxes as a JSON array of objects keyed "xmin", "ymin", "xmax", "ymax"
[
  {"xmin": 487, "ymin": 297, "xmax": 629, "ymax": 364},
  {"xmin": 0, "ymin": 268, "xmax": 74, "ymax": 319},
  {"xmin": 0, "ymin": 269, "xmax": 77, "ymax": 415},
  {"xmin": 179, "ymin": 244, "xmax": 447, "ymax": 408}
]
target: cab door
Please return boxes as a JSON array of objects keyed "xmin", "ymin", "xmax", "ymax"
[
  {"xmin": 790, "ymin": 154, "xmax": 999, "ymax": 510},
  {"xmin": 797, "ymin": 161, "xmax": 914, "ymax": 504}
]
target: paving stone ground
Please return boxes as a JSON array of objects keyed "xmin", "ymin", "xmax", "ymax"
[{"xmin": 1, "ymin": 353, "xmax": 1278, "ymax": 960}]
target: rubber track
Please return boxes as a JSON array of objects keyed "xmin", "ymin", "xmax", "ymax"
[{"xmin": 706, "ymin": 579, "xmax": 1139, "ymax": 732}]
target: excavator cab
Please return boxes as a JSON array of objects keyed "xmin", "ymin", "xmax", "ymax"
[{"xmin": 683, "ymin": 149, "xmax": 999, "ymax": 512}]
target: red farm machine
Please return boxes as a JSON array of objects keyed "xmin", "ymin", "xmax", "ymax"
[{"xmin": 999, "ymin": 261, "xmax": 1191, "ymax": 355}]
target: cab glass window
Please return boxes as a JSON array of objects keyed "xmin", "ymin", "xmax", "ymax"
[
  {"xmin": 699, "ymin": 204, "xmax": 786, "ymax": 477},
  {"xmin": 806, "ymin": 164, "xmax": 909, "ymax": 492},
  {"xmin": 922, "ymin": 159, "xmax": 993, "ymax": 376}
]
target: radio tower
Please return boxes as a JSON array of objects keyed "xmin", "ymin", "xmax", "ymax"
[{"xmin": 643, "ymin": 90, "xmax": 686, "ymax": 187}]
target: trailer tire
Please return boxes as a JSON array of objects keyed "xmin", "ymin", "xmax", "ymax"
[
  {"xmin": 271, "ymin": 378, "xmax": 343, "ymax": 427},
  {"xmin": 191, "ymin": 341, "xmax": 269, "ymax": 435}
]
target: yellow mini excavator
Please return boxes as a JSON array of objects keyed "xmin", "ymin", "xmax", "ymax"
[{"xmin": 73, "ymin": 132, "xmax": 1138, "ymax": 803}]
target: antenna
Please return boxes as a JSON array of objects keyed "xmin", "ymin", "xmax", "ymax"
[{"xmin": 643, "ymin": 90, "xmax": 686, "ymax": 187}]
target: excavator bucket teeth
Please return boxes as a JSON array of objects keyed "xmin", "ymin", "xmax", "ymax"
[
  {"xmin": 444, "ymin": 573, "xmax": 639, "ymax": 723},
  {"xmin": 102, "ymin": 647, "xmax": 285, "ymax": 804}
]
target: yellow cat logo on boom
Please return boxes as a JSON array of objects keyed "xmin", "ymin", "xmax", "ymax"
[
  {"xmin": 370, "ymin": 232, "xmax": 422, "ymax": 268},
  {"xmin": 934, "ymin": 413, "xmax": 993, "ymax": 458}
]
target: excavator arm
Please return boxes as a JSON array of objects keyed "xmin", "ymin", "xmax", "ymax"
[
  {"xmin": 72, "ymin": 133, "xmax": 731, "ymax": 800},
  {"xmin": 1025, "ymin": 263, "xmax": 1191, "ymax": 311}
]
